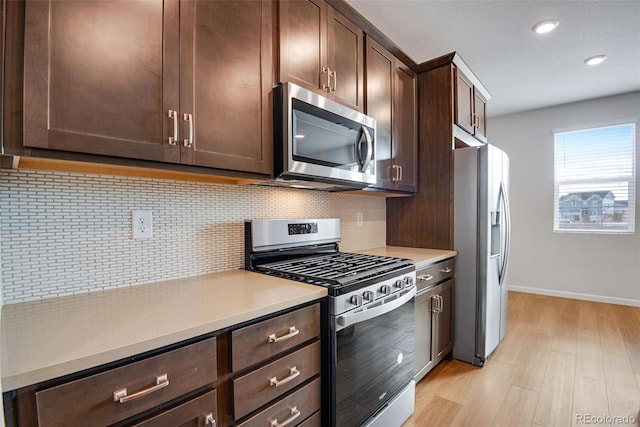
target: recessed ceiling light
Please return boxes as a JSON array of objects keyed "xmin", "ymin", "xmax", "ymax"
[
  {"xmin": 584, "ymin": 55, "xmax": 607, "ymax": 66},
  {"xmin": 532, "ymin": 19, "xmax": 559, "ymax": 34}
]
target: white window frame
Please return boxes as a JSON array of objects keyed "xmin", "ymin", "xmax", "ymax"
[{"xmin": 553, "ymin": 120, "xmax": 637, "ymax": 234}]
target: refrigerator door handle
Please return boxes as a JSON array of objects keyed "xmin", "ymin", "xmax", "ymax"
[{"xmin": 498, "ymin": 181, "xmax": 511, "ymax": 286}]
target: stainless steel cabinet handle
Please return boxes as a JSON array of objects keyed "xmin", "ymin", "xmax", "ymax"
[
  {"xmin": 183, "ymin": 113, "xmax": 193, "ymax": 148},
  {"xmin": 270, "ymin": 406, "xmax": 301, "ymax": 427},
  {"xmin": 269, "ymin": 367, "xmax": 300, "ymax": 387},
  {"xmin": 432, "ymin": 295, "xmax": 441, "ymax": 314},
  {"xmin": 205, "ymin": 413, "xmax": 216, "ymax": 426},
  {"xmin": 268, "ymin": 326, "xmax": 299, "ymax": 343},
  {"xmin": 398, "ymin": 165, "xmax": 403, "ymax": 182},
  {"xmin": 168, "ymin": 110, "xmax": 178, "ymax": 145},
  {"xmin": 418, "ymin": 274, "xmax": 434, "ymax": 282},
  {"xmin": 113, "ymin": 374, "xmax": 169, "ymax": 403},
  {"xmin": 439, "ymin": 267, "xmax": 452, "ymax": 274},
  {"xmin": 330, "ymin": 70, "xmax": 337, "ymax": 93},
  {"xmin": 322, "ymin": 66, "xmax": 331, "ymax": 91},
  {"xmin": 438, "ymin": 295, "xmax": 444, "ymax": 314},
  {"xmin": 391, "ymin": 165, "xmax": 398, "ymax": 182}
]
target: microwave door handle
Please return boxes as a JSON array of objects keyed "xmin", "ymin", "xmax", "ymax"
[
  {"xmin": 355, "ymin": 127, "xmax": 365, "ymax": 171},
  {"xmin": 360, "ymin": 126, "xmax": 373, "ymax": 173}
]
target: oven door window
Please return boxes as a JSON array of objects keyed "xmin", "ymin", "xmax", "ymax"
[
  {"xmin": 335, "ymin": 297, "xmax": 415, "ymax": 427},
  {"xmin": 292, "ymin": 99, "xmax": 374, "ymax": 172}
]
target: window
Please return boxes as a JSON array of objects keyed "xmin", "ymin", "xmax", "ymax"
[{"xmin": 554, "ymin": 122, "xmax": 636, "ymax": 233}]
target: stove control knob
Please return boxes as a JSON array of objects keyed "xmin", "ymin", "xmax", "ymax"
[
  {"xmin": 350, "ymin": 295, "xmax": 363, "ymax": 307},
  {"xmin": 380, "ymin": 285, "xmax": 391, "ymax": 295},
  {"xmin": 404, "ymin": 277, "xmax": 414, "ymax": 286},
  {"xmin": 363, "ymin": 291, "xmax": 374, "ymax": 302},
  {"xmin": 395, "ymin": 279, "xmax": 405, "ymax": 289}
]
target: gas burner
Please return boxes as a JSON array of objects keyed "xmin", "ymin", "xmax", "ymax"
[{"xmin": 256, "ymin": 252, "xmax": 414, "ymax": 290}]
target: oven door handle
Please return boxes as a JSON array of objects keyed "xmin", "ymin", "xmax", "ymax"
[{"xmin": 335, "ymin": 287, "xmax": 416, "ymax": 331}]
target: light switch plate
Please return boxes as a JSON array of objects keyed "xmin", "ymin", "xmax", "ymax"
[{"xmin": 132, "ymin": 210, "xmax": 153, "ymax": 239}]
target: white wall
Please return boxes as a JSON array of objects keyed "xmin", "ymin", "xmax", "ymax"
[{"xmin": 491, "ymin": 91, "xmax": 640, "ymax": 306}]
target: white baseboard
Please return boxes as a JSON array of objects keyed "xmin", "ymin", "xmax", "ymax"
[{"xmin": 507, "ymin": 284, "xmax": 640, "ymax": 308}]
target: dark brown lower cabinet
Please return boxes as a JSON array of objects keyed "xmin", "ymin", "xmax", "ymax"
[
  {"xmin": 34, "ymin": 338, "xmax": 217, "ymax": 427},
  {"xmin": 131, "ymin": 390, "xmax": 217, "ymax": 427},
  {"xmin": 3, "ymin": 302, "xmax": 322, "ymax": 427},
  {"xmin": 231, "ymin": 303, "xmax": 322, "ymax": 426},
  {"xmin": 414, "ymin": 258, "xmax": 455, "ymax": 382},
  {"xmin": 433, "ymin": 279, "xmax": 454, "ymax": 364},
  {"xmin": 233, "ymin": 342, "xmax": 321, "ymax": 419},
  {"xmin": 236, "ymin": 378, "xmax": 321, "ymax": 427}
]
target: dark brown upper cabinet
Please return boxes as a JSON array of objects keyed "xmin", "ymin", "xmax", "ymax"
[
  {"xmin": 386, "ymin": 52, "xmax": 490, "ymax": 250},
  {"xmin": 365, "ymin": 38, "xmax": 417, "ymax": 193},
  {"xmin": 279, "ymin": 0, "xmax": 364, "ymax": 112},
  {"xmin": 21, "ymin": 0, "xmax": 274, "ymax": 175},
  {"xmin": 454, "ymin": 65, "xmax": 488, "ymax": 145}
]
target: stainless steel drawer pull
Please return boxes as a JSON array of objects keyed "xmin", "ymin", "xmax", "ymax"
[
  {"xmin": 269, "ymin": 367, "xmax": 300, "ymax": 387},
  {"xmin": 268, "ymin": 326, "xmax": 300, "ymax": 343},
  {"xmin": 113, "ymin": 374, "xmax": 169, "ymax": 403},
  {"xmin": 418, "ymin": 274, "xmax": 434, "ymax": 282},
  {"xmin": 440, "ymin": 267, "xmax": 452, "ymax": 273},
  {"xmin": 205, "ymin": 413, "xmax": 216, "ymax": 426},
  {"xmin": 270, "ymin": 406, "xmax": 301, "ymax": 427}
]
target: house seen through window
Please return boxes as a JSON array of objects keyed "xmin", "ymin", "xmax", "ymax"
[{"xmin": 554, "ymin": 122, "xmax": 636, "ymax": 233}]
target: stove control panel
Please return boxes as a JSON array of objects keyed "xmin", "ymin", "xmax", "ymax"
[{"xmin": 330, "ymin": 270, "xmax": 416, "ymax": 316}]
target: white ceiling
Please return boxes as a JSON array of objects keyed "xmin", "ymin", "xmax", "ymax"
[{"xmin": 345, "ymin": 0, "xmax": 640, "ymax": 118}]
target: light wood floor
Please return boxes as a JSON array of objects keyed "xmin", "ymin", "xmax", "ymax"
[{"xmin": 403, "ymin": 291, "xmax": 640, "ymax": 427}]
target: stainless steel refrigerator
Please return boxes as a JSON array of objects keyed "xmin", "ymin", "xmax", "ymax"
[{"xmin": 453, "ymin": 144, "xmax": 511, "ymax": 366}]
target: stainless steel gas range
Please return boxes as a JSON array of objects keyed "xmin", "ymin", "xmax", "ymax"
[{"xmin": 245, "ymin": 218, "xmax": 416, "ymax": 427}]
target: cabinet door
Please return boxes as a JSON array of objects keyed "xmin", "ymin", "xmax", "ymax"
[
  {"xmin": 24, "ymin": 0, "xmax": 180, "ymax": 163},
  {"xmin": 327, "ymin": 7, "xmax": 364, "ymax": 112},
  {"xmin": 434, "ymin": 279, "xmax": 454, "ymax": 363},
  {"xmin": 279, "ymin": 0, "xmax": 327, "ymax": 94},
  {"xmin": 365, "ymin": 38, "xmax": 394, "ymax": 190},
  {"xmin": 474, "ymin": 90, "xmax": 488, "ymax": 142},
  {"xmin": 392, "ymin": 64, "xmax": 417, "ymax": 193},
  {"xmin": 454, "ymin": 68, "xmax": 474, "ymax": 134},
  {"xmin": 414, "ymin": 289, "xmax": 435, "ymax": 381},
  {"xmin": 180, "ymin": 0, "xmax": 274, "ymax": 174}
]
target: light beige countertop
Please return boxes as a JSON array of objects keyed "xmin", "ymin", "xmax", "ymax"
[
  {"xmin": 0, "ymin": 270, "xmax": 326, "ymax": 391},
  {"xmin": 355, "ymin": 246, "xmax": 457, "ymax": 269}
]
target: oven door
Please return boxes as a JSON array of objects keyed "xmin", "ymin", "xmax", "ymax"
[{"xmin": 331, "ymin": 287, "xmax": 415, "ymax": 427}]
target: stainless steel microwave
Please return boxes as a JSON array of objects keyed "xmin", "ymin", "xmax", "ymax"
[{"xmin": 272, "ymin": 82, "xmax": 376, "ymax": 191}]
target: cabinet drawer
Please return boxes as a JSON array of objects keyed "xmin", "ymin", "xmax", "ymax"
[
  {"xmin": 233, "ymin": 341, "xmax": 321, "ymax": 419},
  {"xmin": 35, "ymin": 337, "xmax": 217, "ymax": 427},
  {"xmin": 132, "ymin": 389, "xmax": 217, "ymax": 427},
  {"xmin": 232, "ymin": 303, "xmax": 320, "ymax": 371},
  {"xmin": 237, "ymin": 377, "xmax": 320, "ymax": 427},
  {"xmin": 298, "ymin": 411, "xmax": 321, "ymax": 427},
  {"xmin": 416, "ymin": 258, "xmax": 455, "ymax": 291}
]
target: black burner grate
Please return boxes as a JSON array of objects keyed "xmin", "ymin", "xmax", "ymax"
[{"xmin": 257, "ymin": 252, "xmax": 413, "ymax": 287}]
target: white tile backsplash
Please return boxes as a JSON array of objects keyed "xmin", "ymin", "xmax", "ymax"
[{"xmin": 0, "ymin": 169, "xmax": 386, "ymax": 304}]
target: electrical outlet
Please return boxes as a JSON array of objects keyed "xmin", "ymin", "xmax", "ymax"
[
  {"xmin": 356, "ymin": 212, "xmax": 363, "ymax": 227},
  {"xmin": 132, "ymin": 210, "xmax": 153, "ymax": 239}
]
